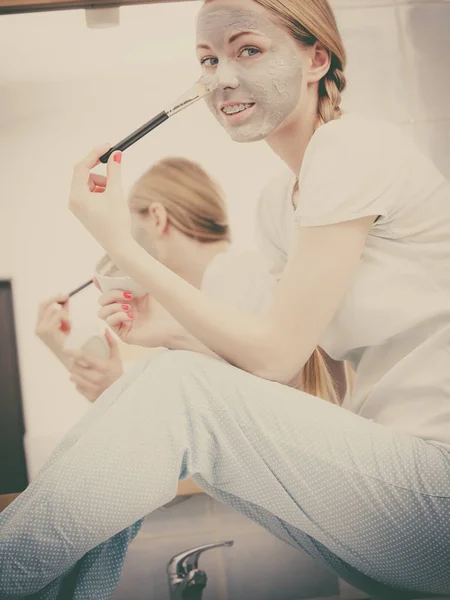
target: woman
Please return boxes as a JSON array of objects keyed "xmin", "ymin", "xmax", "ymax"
[
  {"xmin": 1, "ymin": 1, "xmax": 449, "ymax": 599},
  {"xmin": 35, "ymin": 156, "xmax": 341, "ymax": 403}
]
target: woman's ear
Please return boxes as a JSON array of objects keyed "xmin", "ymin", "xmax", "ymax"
[
  {"xmin": 307, "ymin": 42, "xmax": 331, "ymax": 85},
  {"xmin": 149, "ymin": 203, "xmax": 169, "ymax": 236}
]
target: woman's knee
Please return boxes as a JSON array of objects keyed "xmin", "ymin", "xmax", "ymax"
[
  {"xmin": 150, "ymin": 349, "xmax": 218, "ymax": 373},
  {"xmin": 143, "ymin": 350, "xmax": 231, "ymax": 413},
  {"xmin": 144, "ymin": 349, "xmax": 219, "ymax": 385}
]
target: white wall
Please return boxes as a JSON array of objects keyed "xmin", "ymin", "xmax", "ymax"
[{"xmin": 0, "ymin": 0, "xmax": 449, "ymax": 479}]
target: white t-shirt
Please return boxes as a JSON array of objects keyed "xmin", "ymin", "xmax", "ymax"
[
  {"xmin": 201, "ymin": 247, "xmax": 276, "ymax": 314},
  {"xmin": 257, "ymin": 112, "xmax": 450, "ymax": 449}
]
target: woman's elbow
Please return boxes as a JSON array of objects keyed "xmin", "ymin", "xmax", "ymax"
[
  {"xmin": 248, "ymin": 349, "xmax": 301, "ymax": 385},
  {"xmin": 239, "ymin": 325, "xmax": 301, "ymax": 384}
]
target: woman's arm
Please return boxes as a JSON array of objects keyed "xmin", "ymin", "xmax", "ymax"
[
  {"xmin": 166, "ymin": 324, "xmax": 220, "ymax": 358},
  {"xmin": 109, "ymin": 215, "xmax": 375, "ymax": 384},
  {"xmin": 35, "ymin": 295, "xmax": 73, "ymax": 371},
  {"xmin": 70, "ymin": 145, "xmax": 373, "ymax": 383},
  {"xmin": 152, "ymin": 300, "xmax": 220, "ymax": 359}
]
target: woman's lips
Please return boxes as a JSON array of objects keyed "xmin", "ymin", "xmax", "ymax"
[{"xmin": 219, "ymin": 102, "xmax": 256, "ymax": 125}]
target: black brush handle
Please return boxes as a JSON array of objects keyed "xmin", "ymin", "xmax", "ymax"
[
  {"xmin": 57, "ymin": 279, "xmax": 93, "ymax": 305},
  {"xmin": 99, "ymin": 111, "xmax": 169, "ymax": 163}
]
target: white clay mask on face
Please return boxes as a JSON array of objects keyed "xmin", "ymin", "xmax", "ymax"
[{"xmin": 196, "ymin": 6, "xmax": 304, "ymax": 142}]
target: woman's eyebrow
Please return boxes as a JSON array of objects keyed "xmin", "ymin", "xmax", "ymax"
[
  {"xmin": 228, "ymin": 30, "xmax": 266, "ymax": 44},
  {"xmin": 196, "ymin": 30, "xmax": 266, "ymax": 51}
]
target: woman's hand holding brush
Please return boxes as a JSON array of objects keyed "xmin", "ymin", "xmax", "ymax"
[
  {"xmin": 69, "ymin": 145, "xmax": 134, "ymax": 255},
  {"xmin": 35, "ymin": 294, "xmax": 72, "ymax": 369},
  {"xmin": 69, "ymin": 75, "xmax": 218, "ymax": 259},
  {"xmin": 36, "ymin": 291, "xmax": 124, "ymax": 402}
]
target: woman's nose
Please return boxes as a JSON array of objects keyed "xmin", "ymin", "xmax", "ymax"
[{"xmin": 215, "ymin": 60, "xmax": 239, "ymax": 90}]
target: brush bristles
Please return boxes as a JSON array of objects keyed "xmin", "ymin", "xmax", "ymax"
[
  {"xmin": 166, "ymin": 76, "xmax": 219, "ymax": 117},
  {"xmin": 195, "ymin": 75, "xmax": 219, "ymax": 97}
]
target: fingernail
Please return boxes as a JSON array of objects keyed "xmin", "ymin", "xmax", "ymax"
[
  {"xmin": 128, "ymin": 313, "xmax": 134, "ymax": 319},
  {"xmin": 113, "ymin": 152, "xmax": 122, "ymax": 164},
  {"xmin": 123, "ymin": 292, "xmax": 132, "ymax": 299},
  {"xmin": 121, "ymin": 304, "xmax": 130, "ymax": 311}
]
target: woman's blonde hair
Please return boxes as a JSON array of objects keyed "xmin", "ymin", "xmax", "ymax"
[
  {"xmin": 255, "ymin": 0, "xmax": 349, "ymax": 403},
  {"xmin": 129, "ymin": 157, "xmax": 231, "ymax": 243},
  {"xmin": 256, "ymin": 0, "xmax": 347, "ymax": 125}
]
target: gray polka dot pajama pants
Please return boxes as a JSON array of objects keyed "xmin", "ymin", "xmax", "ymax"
[{"xmin": 0, "ymin": 350, "xmax": 449, "ymax": 599}]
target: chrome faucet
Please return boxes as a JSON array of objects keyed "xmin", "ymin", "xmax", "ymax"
[{"xmin": 167, "ymin": 540, "xmax": 234, "ymax": 600}]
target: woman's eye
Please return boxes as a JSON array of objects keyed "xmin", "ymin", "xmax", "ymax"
[
  {"xmin": 200, "ymin": 56, "xmax": 218, "ymax": 67},
  {"xmin": 239, "ymin": 46, "xmax": 261, "ymax": 58}
]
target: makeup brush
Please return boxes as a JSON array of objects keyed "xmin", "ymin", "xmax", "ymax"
[
  {"xmin": 59, "ymin": 78, "xmax": 217, "ymax": 308},
  {"xmin": 99, "ymin": 75, "xmax": 219, "ymax": 164},
  {"xmin": 57, "ymin": 279, "xmax": 93, "ymax": 305}
]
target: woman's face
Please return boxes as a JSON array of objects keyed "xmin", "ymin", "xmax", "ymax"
[{"xmin": 196, "ymin": 0, "xmax": 305, "ymax": 142}]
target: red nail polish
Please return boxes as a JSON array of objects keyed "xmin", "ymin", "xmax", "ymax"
[
  {"xmin": 123, "ymin": 292, "xmax": 132, "ymax": 299},
  {"xmin": 128, "ymin": 313, "xmax": 134, "ymax": 319},
  {"xmin": 121, "ymin": 304, "xmax": 130, "ymax": 311},
  {"xmin": 113, "ymin": 152, "xmax": 122, "ymax": 164}
]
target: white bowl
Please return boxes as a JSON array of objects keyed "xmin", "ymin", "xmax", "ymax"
[
  {"xmin": 94, "ymin": 254, "xmax": 148, "ymax": 297},
  {"xmin": 94, "ymin": 272, "xmax": 148, "ymax": 296}
]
